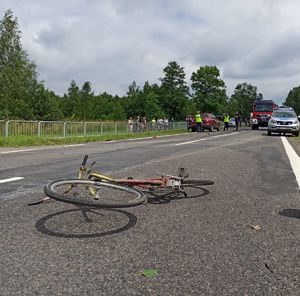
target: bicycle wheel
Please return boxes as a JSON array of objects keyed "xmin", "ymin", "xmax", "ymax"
[
  {"xmin": 44, "ymin": 179, "xmax": 146, "ymax": 208},
  {"xmin": 181, "ymin": 179, "xmax": 214, "ymax": 187}
]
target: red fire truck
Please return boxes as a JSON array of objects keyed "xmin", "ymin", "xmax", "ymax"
[{"xmin": 250, "ymin": 100, "xmax": 277, "ymax": 130}]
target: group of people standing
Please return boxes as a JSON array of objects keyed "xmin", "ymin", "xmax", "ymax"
[
  {"xmin": 127, "ymin": 116, "xmax": 171, "ymax": 133},
  {"xmin": 223, "ymin": 112, "xmax": 241, "ymax": 131},
  {"xmin": 187, "ymin": 111, "xmax": 242, "ymax": 133}
]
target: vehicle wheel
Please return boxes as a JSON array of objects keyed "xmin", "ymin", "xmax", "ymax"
[
  {"xmin": 181, "ymin": 179, "xmax": 214, "ymax": 187},
  {"xmin": 44, "ymin": 179, "xmax": 146, "ymax": 208},
  {"xmin": 294, "ymin": 131, "xmax": 299, "ymax": 137},
  {"xmin": 267, "ymin": 129, "xmax": 271, "ymax": 136}
]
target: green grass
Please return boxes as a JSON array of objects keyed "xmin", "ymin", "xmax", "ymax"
[{"xmin": 0, "ymin": 129, "xmax": 187, "ymax": 147}]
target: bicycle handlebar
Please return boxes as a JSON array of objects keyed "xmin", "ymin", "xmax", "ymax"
[{"xmin": 81, "ymin": 155, "xmax": 88, "ymax": 168}]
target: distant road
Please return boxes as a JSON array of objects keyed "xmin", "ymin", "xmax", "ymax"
[{"xmin": 1, "ymin": 130, "xmax": 299, "ymax": 295}]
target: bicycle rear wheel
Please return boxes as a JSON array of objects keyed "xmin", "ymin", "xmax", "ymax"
[
  {"xmin": 181, "ymin": 178, "xmax": 214, "ymax": 187},
  {"xmin": 44, "ymin": 179, "xmax": 146, "ymax": 208}
]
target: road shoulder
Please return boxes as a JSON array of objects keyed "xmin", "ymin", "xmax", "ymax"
[{"xmin": 287, "ymin": 137, "xmax": 300, "ymax": 157}]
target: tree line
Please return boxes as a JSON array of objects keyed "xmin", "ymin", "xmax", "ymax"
[{"xmin": 1, "ymin": 10, "xmax": 299, "ymax": 123}]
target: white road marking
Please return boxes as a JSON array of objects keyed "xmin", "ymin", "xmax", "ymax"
[
  {"xmin": 175, "ymin": 132, "xmax": 236, "ymax": 146},
  {"xmin": 61, "ymin": 144, "xmax": 85, "ymax": 147},
  {"xmin": 128, "ymin": 137, "xmax": 153, "ymax": 141},
  {"xmin": 0, "ymin": 144, "xmax": 85, "ymax": 154},
  {"xmin": 210, "ymin": 132, "xmax": 238, "ymax": 138},
  {"xmin": 175, "ymin": 138, "xmax": 208, "ymax": 146},
  {"xmin": 0, "ymin": 177, "xmax": 24, "ymax": 184},
  {"xmin": 1, "ymin": 149, "xmax": 38, "ymax": 154},
  {"xmin": 281, "ymin": 137, "xmax": 300, "ymax": 189}
]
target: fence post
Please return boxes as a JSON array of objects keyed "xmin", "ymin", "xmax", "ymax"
[
  {"xmin": 115, "ymin": 122, "xmax": 118, "ymax": 133},
  {"xmin": 38, "ymin": 121, "xmax": 41, "ymax": 137},
  {"xmin": 5, "ymin": 121, "xmax": 9, "ymax": 138},
  {"xmin": 63, "ymin": 122, "xmax": 67, "ymax": 137},
  {"xmin": 84, "ymin": 122, "xmax": 87, "ymax": 137}
]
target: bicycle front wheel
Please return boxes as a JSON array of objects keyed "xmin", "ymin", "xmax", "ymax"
[
  {"xmin": 44, "ymin": 179, "xmax": 146, "ymax": 208},
  {"xmin": 181, "ymin": 179, "xmax": 214, "ymax": 187}
]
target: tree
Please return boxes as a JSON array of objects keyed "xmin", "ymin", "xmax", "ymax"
[
  {"xmin": 90, "ymin": 92, "xmax": 126, "ymax": 120},
  {"xmin": 284, "ymin": 86, "xmax": 300, "ymax": 114},
  {"xmin": 229, "ymin": 82, "xmax": 257, "ymax": 119},
  {"xmin": 144, "ymin": 90, "xmax": 164, "ymax": 120},
  {"xmin": 159, "ymin": 61, "xmax": 190, "ymax": 120},
  {"xmin": 191, "ymin": 65, "xmax": 227, "ymax": 114},
  {"xmin": 77, "ymin": 81, "xmax": 94, "ymax": 120},
  {"xmin": 257, "ymin": 93, "xmax": 263, "ymax": 101},
  {"xmin": 61, "ymin": 80, "xmax": 80, "ymax": 119},
  {"xmin": 30, "ymin": 83, "xmax": 62, "ymax": 120},
  {"xmin": 0, "ymin": 9, "xmax": 38, "ymax": 119},
  {"xmin": 123, "ymin": 81, "xmax": 144, "ymax": 118}
]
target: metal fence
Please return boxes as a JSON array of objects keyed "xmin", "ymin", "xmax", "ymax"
[{"xmin": 0, "ymin": 120, "xmax": 187, "ymax": 138}]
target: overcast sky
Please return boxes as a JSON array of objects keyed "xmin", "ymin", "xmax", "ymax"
[{"xmin": 1, "ymin": 0, "xmax": 300, "ymax": 105}]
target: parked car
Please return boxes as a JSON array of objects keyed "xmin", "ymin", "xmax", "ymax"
[
  {"xmin": 267, "ymin": 107, "xmax": 299, "ymax": 137},
  {"xmin": 201, "ymin": 113, "xmax": 221, "ymax": 131}
]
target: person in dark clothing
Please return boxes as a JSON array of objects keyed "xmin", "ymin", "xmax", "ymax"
[{"xmin": 235, "ymin": 112, "xmax": 240, "ymax": 131}]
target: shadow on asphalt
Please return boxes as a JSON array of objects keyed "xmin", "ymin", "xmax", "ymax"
[
  {"xmin": 279, "ymin": 209, "xmax": 300, "ymax": 219},
  {"xmin": 147, "ymin": 187, "xmax": 210, "ymax": 205},
  {"xmin": 279, "ymin": 208, "xmax": 300, "ymax": 219},
  {"xmin": 36, "ymin": 207, "xmax": 137, "ymax": 238}
]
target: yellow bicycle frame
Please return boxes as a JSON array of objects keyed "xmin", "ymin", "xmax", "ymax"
[{"xmin": 89, "ymin": 173, "xmax": 114, "ymax": 182}]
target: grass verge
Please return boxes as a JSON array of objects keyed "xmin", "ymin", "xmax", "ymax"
[{"xmin": 0, "ymin": 129, "xmax": 187, "ymax": 147}]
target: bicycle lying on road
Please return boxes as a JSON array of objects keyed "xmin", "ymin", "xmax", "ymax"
[{"xmin": 30, "ymin": 155, "xmax": 214, "ymax": 208}]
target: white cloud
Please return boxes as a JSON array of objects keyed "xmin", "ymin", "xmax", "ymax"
[{"xmin": 1, "ymin": 0, "xmax": 300, "ymax": 104}]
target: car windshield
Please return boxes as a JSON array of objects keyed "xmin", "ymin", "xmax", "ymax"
[
  {"xmin": 272, "ymin": 111, "xmax": 296, "ymax": 118},
  {"xmin": 255, "ymin": 104, "xmax": 274, "ymax": 112}
]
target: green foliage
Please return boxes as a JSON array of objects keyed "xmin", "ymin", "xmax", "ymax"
[
  {"xmin": 284, "ymin": 86, "xmax": 300, "ymax": 114},
  {"xmin": 229, "ymin": 82, "xmax": 257, "ymax": 119},
  {"xmin": 257, "ymin": 93, "xmax": 263, "ymax": 101},
  {"xmin": 123, "ymin": 81, "xmax": 144, "ymax": 118},
  {"xmin": 60, "ymin": 80, "xmax": 80, "ymax": 119},
  {"xmin": 30, "ymin": 84, "xmax": 62, "ymax": 120},
  {"xmin": 191, "ymin": 66, "xmax": 227, "ymax": 114},
  {"xmin": 159, "ymin": 61, "xmax": 190, "ymax": 120},
  {"xmin": 143, "ymin": 86, "xmax": 165, "ymax": 120},
  {"xmin": 0, "ymin": 9, "xmax": 38, "ymax": 119}
]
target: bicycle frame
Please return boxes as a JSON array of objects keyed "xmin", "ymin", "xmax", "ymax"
[
  {"xmin": 80, "ymin": 155, "xmax": 187, "ymax": 193},
  {"xmin": 28, "ymin": 154, "xmax": 212, "ymax": 206}
]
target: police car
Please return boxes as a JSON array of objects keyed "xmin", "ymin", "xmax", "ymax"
[{"xmin": 267, "ymin": 106, "xmax": 300, "ymax": 137}]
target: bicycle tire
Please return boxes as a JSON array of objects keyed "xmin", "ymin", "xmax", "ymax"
[
  {"xmin": 44, "ymin": 179, "xmax": 146, "ymax": 208},
  {"xmin": 181, "ymin": 179, "xmax": 214, "ymax": 187},
  {"xmin": 137, "ymin": 186, "xmax": 173, "ymax": 194}
]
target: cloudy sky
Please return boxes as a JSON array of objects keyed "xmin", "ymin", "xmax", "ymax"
[{"xmin": 1, "ymin": 0, "xmax": 300, "ymax": 104}]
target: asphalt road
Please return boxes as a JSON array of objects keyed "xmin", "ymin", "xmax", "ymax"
[{"xmin": 0, "ymin": 129, "xmax": 299, "ymax": 295}]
